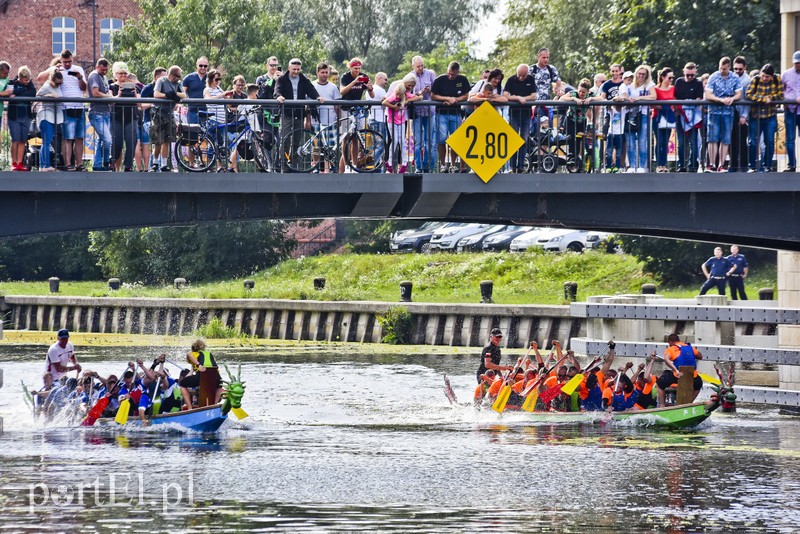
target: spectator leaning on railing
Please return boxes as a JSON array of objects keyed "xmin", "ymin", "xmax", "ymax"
[
  {"xmin": 746, "ymin": 64, "xmax": 783, "ymax": 172},
  {"xmin": 152, "ymin": 65, "xmax": 186, "ymax": 172}
]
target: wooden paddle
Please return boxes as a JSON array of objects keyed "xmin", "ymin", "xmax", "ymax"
[
  {"xmin": 443, "ymin": 374, "xmax": 458, "ymax": 405},
  {"xmin": 492, "ymin": 357, "xmax": 523, "ymax": 413}
]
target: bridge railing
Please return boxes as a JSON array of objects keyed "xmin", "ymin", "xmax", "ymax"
[{"xmin": 0, "ymin": 95, "xmax": 794, "ymax": 174}]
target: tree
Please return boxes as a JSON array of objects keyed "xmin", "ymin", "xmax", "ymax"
[
  {"xmin": 394, "ymin": 43, "xmax": 487, "ymax": 82},
  {"xmin": 497, "ymin": 0, "xmax": 779, "ymax": 85},
  {"xmin": 0, "ymin": 233, "xmax": 101, "ymax": 281},
  {"xmin": 108, "ymin": 0, "xmax": 325, "ymax": 84},
  {"xmin": 89, "ymin": 221, "xmax": 294, "ymax": 283},
  {"xmin": 275, "ymin": 0, "xmax": 493, "ymax": 74}
]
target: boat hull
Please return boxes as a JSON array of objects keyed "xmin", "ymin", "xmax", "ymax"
[
  {"xmin": 95, "ymin": 403, "xmax": 228, "ymax": 432},
  {"xmin": 518, "ymin": 402, "xmax": 716, "ymax": 429}
]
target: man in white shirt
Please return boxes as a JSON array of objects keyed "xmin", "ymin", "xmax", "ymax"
[
  {"xmin": 45, "ymin": 329, "xmax": 81, "ymax": 382},
  {"xmin": 312, "ymin": 62, "xmax": 341, "ymax": 172}
]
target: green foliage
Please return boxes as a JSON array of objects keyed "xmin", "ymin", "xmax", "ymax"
[
  {"xmin": 88, "ymin": 221, "xmax": 293, "ymax": 284},
  {"xmin": 108, "ymin": 0, "xmax": 325, "ymax": 84},
  {"xmin": 195, "ymin": 317, "xmax": 243, "ymax": 339},
  {"xmin": 275, "ymin": 0, "xmax": 493, "ymax": 74},
  {"xmin": 378, "ymin": 306, "xmax": 413, "ymax": 344},
  {"xmin": 616, "ymin": 236, "xmax": 777, "ymax": 286},
  {"xmin": 0, "ymin": 233, "xmax": 101, "ymax": 281},
  {"xmin": 394, "ymin": 43, "xmax": 487, "ymax": 82},
  {"xmin": 341, "ymin": 220, "xmax": 411, "ymax": 253},
  {"xmin": 497, "ymin": 0, "xmax": 779, "ymax": 86}
]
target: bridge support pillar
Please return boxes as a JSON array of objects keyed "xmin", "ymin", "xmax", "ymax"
[
  {"xmin": 779, "ymin": 251, "xmax": 800, "ymax": 390},
  {"xmin": 601, "ymin": 296, "xmax": 646, "ymax": 343},
  {"xmin": 695, "ymin": 295, "xmax": 731, "ymax": 377}
]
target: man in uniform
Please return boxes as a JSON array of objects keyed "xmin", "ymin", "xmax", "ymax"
[
  {"xmin": 699, "ymin": 246, "xmax": 736, "ymax": 296},
  {"xmin": 727, "ymin": 245, "xmax": 749, "ymax": 300},
  {"xmin": 476, "ymin": 327, "xmax": 514, "ymax": 383}
]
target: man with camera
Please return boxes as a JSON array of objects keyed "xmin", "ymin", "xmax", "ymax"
[
  {"xmin": 152, "ymin": 65, "xmax": 186, "ymax": 172},
  {"xmin": 338, "ymin": 58, "xmax": 374, "ymax": 172},
  {"xmin": 87, "ymin": 58, "xmax": 113, "ymax": 171},
  {"xmin": 37, "ymin": 50, "xmax": 88, "ymax": 171}
]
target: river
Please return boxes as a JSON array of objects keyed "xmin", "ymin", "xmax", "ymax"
[{"xmin": 1, "ymin": 344, "xmax": 799, "ymax": 532}]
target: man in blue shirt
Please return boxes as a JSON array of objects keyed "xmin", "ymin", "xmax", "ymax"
[
  {"xmin": 182, "ymin": 56, "xmax": 208, "ymax": 124},
  {"xmin": 727, "ymin": 245, "xmax": 749, "ymax": 300},
  {"xmin": 699, "ymin": 246, "xmax": 736, "ymax": 296}
]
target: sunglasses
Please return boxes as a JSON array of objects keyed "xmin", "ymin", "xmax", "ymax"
[
  {"xmin": 269, "ymin": 64, "xmax": 279, "ymax": 68},
  {"xmin": 197, "ymin": 65, "xmax": 208, "ymax": 68},
  {"xmin": 290, "ymin": 61, "xmax": 302, "ymax": 66}
]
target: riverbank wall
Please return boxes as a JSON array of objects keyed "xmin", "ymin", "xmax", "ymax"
[{"xmin": 0, "ymin": 295, "xmax": 585, "ymax": 348}]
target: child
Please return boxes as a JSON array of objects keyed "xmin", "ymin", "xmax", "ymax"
[
  {"xmin": 382, "ymin": 74, "xmax": 421, "ymax": 173},
  {"xmin": 228, "ymin": 84, "xmax": 261, "ymax": 173},
  {"xmin": 605, "ymin": 71, "xmax": 634, "ymax": 172}
]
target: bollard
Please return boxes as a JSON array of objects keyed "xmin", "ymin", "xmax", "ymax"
[
  {"xmin": 758, "ymin": 288, "xmax": 774, "ymax": 300},
  {"xmin": 563, "ymin": 281, "xmax": 578, "ymax": 302},
  {"xmin": 400, "ymin": 281, "xmax": 413, "ymax": 302},
  {"xmin": 108, "ymin": 278, "xmax": 121, "ymax": 290},
  {"xmin": 174, "ymin": 277, "xmax": 187, "ymax": 289},
  {"xmin": 313, "ymin": 277, "xmax": 326, "ymax": 291},
  {"xmin": 48, "ymin": 277, "xmax": 60, "ymax": 293},
  {"xmin": 243, "ymin": 279, "xmax": 255, "ymax": 290},
  {"xmin": 480, "ymin": 280, "xmax": 494, "ymax": 303},
  {"xmin": 641, "ymin": 283, "xmax": 657, "ymax": 295}
]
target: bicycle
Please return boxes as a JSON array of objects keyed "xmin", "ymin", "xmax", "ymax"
[
  {"xmin": 281, "ymin": 107, "xmax": 387, "ymax": 173},
  {"xmin": 174, "ymin": 107, "xmax": 274, "ymax": 173}
]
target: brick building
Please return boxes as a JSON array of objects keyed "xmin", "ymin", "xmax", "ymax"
[{"xmin": 0, "ymin": 0, "xmax": 140, "ymax": 77}]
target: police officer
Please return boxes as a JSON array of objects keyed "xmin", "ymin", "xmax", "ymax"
[
  {"xmin": 699, "ymin": 246, "xmax": 736, "ymax": 296},
  {"xmin": 727, "ymin": 245, "xmax": 749, "ymax": 300},
  {"xmin": 476, "ymin": 327, "xmax": 514, "ymax": 383}
]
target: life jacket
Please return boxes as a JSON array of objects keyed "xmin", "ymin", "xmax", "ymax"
[
  {"xmin": 190, "ymin": 350, "xmax": 218, "ymax": 371},
  {"xmin": 673, "ymin": 343, "xmax": 697, "ymax": 369},
  {"xmin": 581, "ymin": 386, "xmax": 604, "ymax": 411}
]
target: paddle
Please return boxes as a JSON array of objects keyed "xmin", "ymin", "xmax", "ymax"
[
  {"xmin": 151, "ymin": 363, "xmax": 165, "ymax": 415},
  {"xmin": 81, "ymin": 369, "xmax": 127, "ymax": 426},
  {"xmin": 114, "ymin": 365, "xmax": 138, "ymax": 425},
  {"xmin": 699, "ymin": 372, "xmax": 721, "ymax": 385},
  {"xmin": 560, "ymin": 373, "xmax": 584, "ymax": 396},
  {"xmin": 443, "ymin": 374, "xmax": 458, "ymax": 405},
  {"xmin": 492, "ymin": 357, "xmax": 523, "ymax": 413},
  {"xmin": 520, "ymin": 354, "xmax": 569, "ymax": 411}
]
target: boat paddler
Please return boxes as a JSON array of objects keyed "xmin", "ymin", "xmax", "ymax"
[
  {"xmin": 180, "ymin": 339, "xmax": 223, "ymax": 409},
  {"xmin": 476, "ymin": 327, "xmax": 515, "ymax": 383}
]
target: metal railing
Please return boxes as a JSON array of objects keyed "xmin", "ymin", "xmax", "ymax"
[{"xmin": 0, "ymin": 95, "xmax": 794, "ymax": 174}]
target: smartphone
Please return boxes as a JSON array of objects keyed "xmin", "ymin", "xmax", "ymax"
[
  {"xmin": 120, "ymin": 82, "xmax": 136, "ymax": 90},
  {"xmin": 357, "ymin": 75, "xmax": 369, "ymax": 83},
  {"xmin": 67, "ymin": 70, "xmax": 79, "ymax": 77}
]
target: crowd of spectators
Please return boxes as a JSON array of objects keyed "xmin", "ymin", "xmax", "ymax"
[{"xmin": 0, "ymin": 47, "xmax": 796, "ymax": 173}]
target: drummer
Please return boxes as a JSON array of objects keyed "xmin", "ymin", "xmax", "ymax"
[{"xmin": 180, "ymin": 339, "xmax": 223, "ymax": 410}]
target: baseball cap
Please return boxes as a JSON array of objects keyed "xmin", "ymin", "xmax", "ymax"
[
  {"xmin": 490, "ymin": 327, "xmax": 503, "ymax": 337},
  {"xmin": 793, "ymin": 51, "xmax": 800, "ymax": 64},
  {"xmin": 623, "ymin": 71, "xmax": 634, "ymax": 79},
  {"xmin": 57, "ymin": 328, "xmax": 69, "ymax": 339}
]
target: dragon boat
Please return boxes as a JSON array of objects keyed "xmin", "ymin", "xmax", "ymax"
[{"xmin": 444, "ymin": 370, "xmax": 737, "ymax": 430}]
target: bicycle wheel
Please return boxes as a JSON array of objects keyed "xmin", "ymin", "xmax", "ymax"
[
  {"xmin": 253, "ymin": 131, "xmax": 275, "ymax": 172},
  {"xmin": 281, "ymin": 128, "xmax": 319, "ymax": 173},
  {"xmin": 174, "ymin": 132, "xmax": 217, "ymax": 172},
  {"xmin": 344, "ymin": 128, "xmax": 386, "ymax": 173}
]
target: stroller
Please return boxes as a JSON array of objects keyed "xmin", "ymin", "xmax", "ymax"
[{"xmin": 525, "ymin": 113, "xmax": 585, "ymax": 173}]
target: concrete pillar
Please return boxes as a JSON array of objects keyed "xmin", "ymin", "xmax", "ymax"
[
  {"xmin": 601, "ymin": 296, "xmax": 646, "ymax": 342},
  {"xmin": 585, "ymin": 295, "xmax": 611, "ymax": 341},
  {"xmin": 778, "ymin": 251, "xmax": 800, "ymax": 389}
]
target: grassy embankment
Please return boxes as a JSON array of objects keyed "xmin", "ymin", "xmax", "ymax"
[{"xmin": 0, "ymin": 250, "xmax": 778, "ymax": 304}]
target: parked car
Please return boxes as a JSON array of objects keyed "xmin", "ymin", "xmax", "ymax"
[
  {"xmin": 584, "ymin": 231, "xmax": 614, "ymax": 250},
  {"xmin": 481, "ymin": 226, "xmax": 535, "ymax": 251},
  {"xmin": 429, "ymin": 223, "xmax": 493, "ymax": 252},
  {"xmin": 536, "ymin": 228, "xmax": 589, "ymax": 252},
  {"xmin": 390, "ymin": 221, "xmax": 448, "ymax": 253},
  {"xmin": 456, "ymin": 225, "xmax": 507, "ymax": 252},
  {"xmin": 509, "ymin": 227, "xmax": 549, "ymax": 252}
]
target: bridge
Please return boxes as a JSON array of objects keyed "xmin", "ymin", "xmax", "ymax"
[{"xmin": 2, "ymin": 172, "xmax": 799, "ymax": 249}]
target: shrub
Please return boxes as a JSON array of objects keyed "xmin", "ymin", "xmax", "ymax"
[
  {"xmin": 195, "ymin": 317, "xmax": 243, "ymax": 339},
  {"xmin": 378, "ymin": 306, "xmax": 413, "ymax": 344}
]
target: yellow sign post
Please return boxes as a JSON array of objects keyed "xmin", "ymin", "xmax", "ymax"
[{"xmin": 446, "ymin": 101, "xmax": 525, "ymax": 183}]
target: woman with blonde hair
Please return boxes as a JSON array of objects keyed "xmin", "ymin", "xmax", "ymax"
[
  {"xmin": 109, "ymin": 61, "xmax": 140, "ymax": 171},
  {"xmin": 8, "ymin": 65, "xmax": 36, "ymax": 171},
  {"xmin": 35, "ymin": 70, "xmax": 64, "ymax": 171},
  {"xmin": 383, "ymin": 73, "xmax": 421, "ymax": 173},
  {"xmin": 625, "ymin": 64, "xmax": 656, "ymax": 172}
]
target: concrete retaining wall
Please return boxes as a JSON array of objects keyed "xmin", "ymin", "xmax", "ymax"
[{"xmin": 1, "ymin": 296, "xmax": 584, "ymax": 349}]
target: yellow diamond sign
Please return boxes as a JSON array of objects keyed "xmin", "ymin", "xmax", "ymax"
[{"xmin": 446, "ymin": 101, "xmax": 525, "ymax": 183}]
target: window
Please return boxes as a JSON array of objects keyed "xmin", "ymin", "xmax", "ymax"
[
  {"xmin": 100, "ymin": 18, "xmax": 124, "ymax": 54},
  {"xmin": 52, "ymin": 17, "xmax": 76, "ymax": 56}
]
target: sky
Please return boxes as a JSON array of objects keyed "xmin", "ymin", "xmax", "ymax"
[{"xmin": 472, "ymin": 0, "xmax": 508, "ymax": 59}]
